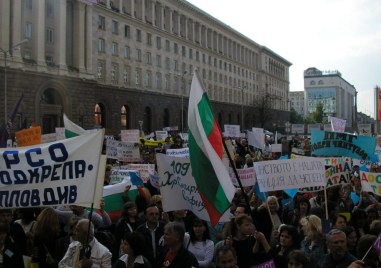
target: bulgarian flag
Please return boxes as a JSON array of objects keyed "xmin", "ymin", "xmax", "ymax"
[
  {"xmin": 63, "ymin": 113, "xmax": 87, "ymax": 138},
  {"xmin": 188, "ymin": 71, "xmax": 235, "ymax": 226}
]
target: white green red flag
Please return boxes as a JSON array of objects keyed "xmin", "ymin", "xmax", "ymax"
[
  {"xmin": 63, "ymin": 113, "xmax": 87, "ymax": 138},
  {"xmin": 187, "ymin": 71, "xmax": 235, "ymax": 226}
]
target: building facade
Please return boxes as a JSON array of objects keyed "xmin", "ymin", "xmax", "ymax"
[
  {"xmin": 289, "ymin": 91, "xmax": 304, "ymax": 115},
  {"xmin": 0, "ymin": 0, "xmax": 291, "ymax": 135},
  {"xmin": 304, "ymin": 67, "xmax": 356, "ymax": 127}
]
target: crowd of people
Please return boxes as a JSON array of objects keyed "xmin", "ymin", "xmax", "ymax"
[{"xmin": 1, "ymin": 133, "xmax": 381, "ymax": 268}]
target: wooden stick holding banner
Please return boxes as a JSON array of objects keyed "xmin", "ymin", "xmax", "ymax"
[
  {"xmin": 324, "ymin": 186, "xmax": 329, "ymax": 220},
  {"xmin": 221, "ymin": 136, "xmax": 252, "ymax": 221}
]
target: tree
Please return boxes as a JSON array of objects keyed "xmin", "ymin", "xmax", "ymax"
[
  {"xmin": 311, "ymin": 102, "xmax": 324, "ymax": 123},
  {"xmin": 252, "ymin": 93, "xmax": 277, "ymax": 128},
  {"xmin": 290, "ymin": 107, "xmax": 304, "ymax": 124}
]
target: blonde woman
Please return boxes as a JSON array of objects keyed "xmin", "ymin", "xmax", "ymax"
[{"xmin": 299, "ymin": 215, "xmax": 326, "ymax": 267}]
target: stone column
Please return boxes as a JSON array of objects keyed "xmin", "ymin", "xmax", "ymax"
[
  {"xmin": 56, "ymin": 0, "xmax": 67, "ymax": 72},
  {"xmin": 10, "ymin": 0, "xmax": 23, "ymax": 64},
  {"xmin": 85, "ymin": 3, "xmax": 93, "ymax": 74},
  {"xmin": 33, "ymin": 0, "xmax": 46, "ymax": 69},
  {"xmin": 73, "ymin": 1, "xmax": 86, "ymax": 73}
]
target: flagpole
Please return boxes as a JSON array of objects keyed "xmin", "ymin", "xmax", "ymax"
[
  {"xmin": 323, "ymin": 186, "xmax": 329, "ymax": 220},
  {"xmin": 221, "ymin": 135, "xmax": 253, "ymax": 220}
]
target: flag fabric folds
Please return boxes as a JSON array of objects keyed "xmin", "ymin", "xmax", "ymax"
[
  {"xmin": 187, "ymin": 71, "xmax": 235, "ymax": 226},
  {"xmin": 63, "ymin": 113, "xmax": 87, "ymax": 138}
]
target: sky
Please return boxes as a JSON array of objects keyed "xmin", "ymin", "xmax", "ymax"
[{"xmin": 186, "ymin": 0, "xmax": 381, "ymax": 118}]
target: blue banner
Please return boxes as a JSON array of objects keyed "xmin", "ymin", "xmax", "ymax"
[{"xmin": 311, "ymin": 130, "xmax": 376, "ymax": 160}]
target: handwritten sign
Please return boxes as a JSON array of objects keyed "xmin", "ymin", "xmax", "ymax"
[
  {"xmin": 251, "ymin": 259, "xmax": 275, "ymax": 268},
  {"xmin": 156, "ymin": 154, "xmax": 230, "ymax": 223},
  {"xmin": 224, "ymin": 124, "xmax": 241, "ymax": 137},
  {"xmin": 121, "ymin": 129, "xmax": 140, "ymax": 143},
  {"xmin": 330, "ymin": 116, "xmax": 346, "ymax": 132},
  {"xmin": 124, "ymin": 163, "xmax": 155, "ymax": 183},
  {"xmin": 166, "ymin": 148, "xmax": 189, "ymax": 158},
  {"xmin": 106, "ymin": 140, "xmax": 141, "ymax": 162},
  {"xmin": 254, "ymin": 157, "xmax": 326, "ymax": 192},
  {"xmin": 228, "ymin": 167, "xmax": 256, "ymax": 187},
  {"xmin": 361, "ymin": 171, "xmax": 381, "ymax": 196}
]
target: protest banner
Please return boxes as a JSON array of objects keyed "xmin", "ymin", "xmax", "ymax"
[
  {"xmin": 106, "ymin": 140, "xmax": 141, "ymax": 162},
  {"xmin": 325, "ymin": 166, "xmax": 351, "ymax": 188},
  {"xmin": 247, "ymin": 130, "xmax": 265, "ymax": 150},
  {"xmin": 330, "ymin": 116, "xmax": 346, "ymax": 132},
  {"xmin": 360, "ymin": 171, "xmax": 381, "ymax": 196},
  {"xmin": 324, "ymin": 124, "xmax": 332, "ymax": 132},
  {"xmin": 110, "ymin": 168, "xmax": 139, "ymax": 184},
  {"xmin": 0, "ymin": 130, "xmax": 104, "ymax": 208},
  {"xmin": 15, "ymin": 126, "xmax": 42, "ymax": 147},
  {"xmin": 121, "ymin": 129, "xmax": 140, "ymax": 142},
  {"xmin": 254, "ymin": 157, "xmax": 326, "ymax": 192},
  {"xmin": 251, "ymin": 259, "xmax": 275, "ymax": 268},
  {"xmin": 357, "ymin": 123, "xmax": 372, "ymax": 136},
  {"xmin": 311, "ymin": 130, "xmax": 376, "ymax": 160},
  {"xmin": 55, "ymin": 127, "xmax": 65, "ymax": 140},
  {"xmin": 291, "ymin": 124, "xmax": 304, "ymax": 134},
  {"xmin": 125, "ymin": 163, "xmax": 155, "ymax": 182},
  {"xmin": 323, "ymin": 157, "xmax": 351, "ymax": 167},
  {"xmin": 308, "ymin": 124, "xmax": 321, "ymax": 134},
  {"xmin": 41, "ymin": 132, "xmax": 57, "ymax": 144},
  {"xmin": 166, "ymin": 148, "xmax": 189, "ymax": 157},
  {"xmin": 224, "ymin": 124, "xmax": 241, "ymax": 137},
  {"xmin": 156, "ymin": 154, "xmax": 230, "ymax": 222},
  {"xmin": 228, "ymin": 167, "xmax": 256, "ymax": 187},
  {"xmin": 155, "ymin": 130, "xmax": 168, "ymax": 140}
]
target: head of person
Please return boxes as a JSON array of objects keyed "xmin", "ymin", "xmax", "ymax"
[
  {"xmin": 350, "ymin": 208, "xmax": 368, "ymax": 228},
  {"xmin": 332, "ymin": 214, "xmax": 347, "ymax": 231},
  {"xmin": 278, "ymin": 225, "xmax": 300, "ymax": 249},
  {"xmin": 235, "ymin": 203, "xmax": 250, "ymax": 217},
  {"xmin": 369, "ymin": 219, "xmax": 381, "ymax": 235},
  {"xmin": 121, "ymin": 232, "xmax": 147, "ymax": 257},
  {"xmin": 189, "ymin": 217, "xmax": 210, "ymax": 243},
  {"xmin": 163, "ymin": 221, "xmax": 185, "ymax": 248},
  {"xmin": 69, "ymin": 205, "xmax": 85, "ymax": 216},
  {"xmin": 73, "ymin": 219, "xmax": 94, "ymax": 245},
  {"xmin": 32, "ymin": 207, "xmax": 60, "ymax": 240},
  {"xmin": 287, "ymin": 250, "xmax": 310, "ymax": 268},
  {"xmin": 149, "ymin": 195, "xmax": 163, "ymax": 210},
  {"xmin": 300, "ymin": 215, "xmax": 322, "ymax": 241},
  {"xmin": 356, "ymin": 234, "xmax": 379, "ymax": 267},
  {"xmin": 0, "ymin": 209, "xmax": 13, "ymax": 225},
  {"xmin": 340, "ymin": 184, "xmax": 352, "ymax": 199},
  {"xmin": 104, "ymin": 164, "xmax": 112, "ymax": 183},
  {"xmin": 266, "ymin": 196, "xmax": 279, "ymax": 213},
  {"xmin": 344, "ymin": 226, "xmax": 358, "ymax": 250},
  {"xmin": 298, "ymin": 198, "xmax": 311, "ymax": 215},
  {"xmin": 215, "ymin": 245, "xmax": 238, "ymax": 268},
  {"xmin": 121, "ymin": 201, "xmax": 138, "ymax": 219},
  {"xmin": 145, "ymin": 205, "xmax": 160, "ymax": 225},
  {"xmin": 234, "ymin": 214, "xmax": 254, "ymax": 236},
  {"xmin": 326, "ymin": 229, "xmax": 348, "ymax": 260}
]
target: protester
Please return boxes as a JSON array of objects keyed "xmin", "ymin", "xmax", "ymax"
[
  {"xmin": 59, "ymin": 219, "xmax": 112, "ymax": 268},
  {"xmin": 135, "ymin": 205, "xmax": 165, "ymax": 266},
  {"xmin": 0, "ymin": 209, "xmax": 27, "ymax": 255},
  {"xmin": 113, "ymin": 201, "xmax": 144, "ymax": 262},
  {"xmin": 344, "ymin": 226, "xmax": 359, "ymax": 256},
  {"xmin": 287, "ymin": 250, "xmax": 310, "ymax": 268},
  {"xmin": 214, "ymin": 245, "xmax": 238, "ymax": 268},
  {"xmin": 355, "ymin": 234, "xmax": 379, "ymax": 267},
  {"xmin": 284, "ymin": 198, "xmax": 311, "ymax": 230},
  {"xmin": 113, "ymin": 232, "xmax": 152, "ymax": 268},
  {"xmin": 31, "ymin": 207, "xmax": 62, "ymax": 267},
  {"xmin": 331, "ymin": 214, "xmax": 348, "ymax": 231},
  {"xmin": 187, "ymin": 218, "xmax": 214, "ymax": 268},
  {"xmin": 299, "ymin": 215, "xmax": 326, "ymax": 267},
  {"xmin": 254, "ymin": 225, "xmax": 301, "ymax": 268},
  {"xmin": 0, "ymin": 222, "xmax": 25, "ymax": 267},
  {"xmin": 156, "ymin": 221, "xmax": 199, "ymax": 268}
]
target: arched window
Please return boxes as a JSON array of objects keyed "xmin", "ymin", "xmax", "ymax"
[
  {"xmin": 144, "ymin": 107, "xmax": 152, "ymax": 133},
  {"xmin": 95, "ymin": 103, "xmax": 105, "ymax": 127},
  {"xmin": 163, "ymin": 108, "xmax": 170, "ymax": 127},
  {"xmin": 310, "ymin": 80, "xmax": 316, "ymax": 85},
  {"xmin": 121, "ymin": 105, "xmax": 130, "ymax": 129},
  {"xmin": 318, "ymin": 80, "xmax": 324, "ymax": 85}
]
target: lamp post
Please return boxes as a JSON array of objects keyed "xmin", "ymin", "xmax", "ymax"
[
  {"xmin": 240, "ymin": 86, "xmax": 246, "ymax": 130},
  {"xmin": 181, "ymin": 71, "xmax": 187, "ymax": 133},
  {"xmin": 1, "ymin": 39, "xmax": 29, "ymax": 123}
]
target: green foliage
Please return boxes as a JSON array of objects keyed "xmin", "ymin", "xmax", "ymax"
[{"xmin": 311, "ymin": 102, "xmax": 324, "ymax": 123}]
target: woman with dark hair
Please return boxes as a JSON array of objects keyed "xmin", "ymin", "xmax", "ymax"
[
  {"xmin": 113, "ymin": 232, "xmax": 152, "ymax": 268},
  {"xmin": 331, "ymin": 214, "xmax": 347, "ymax": 231},
  {"xmin": 254, "ymin": 225, "xmax": 301, "ymax": 268},
  {"xmin": 187, "ymin": 218, "xmax": 214, "ymax": 268},
  {"xmin": 350, "ymin": 209, "xmax": 369, "ymax": 238},
  {"xmin": 287, "ymin": 250, "xmax": 310, "ymax": 268},
  {"xmin": 113, "ymin": 202, "xmax": 144, "ymax": 261},
  {"xmin": 284, "ymin": 198, "xmax": 311, "ymax": 230}
]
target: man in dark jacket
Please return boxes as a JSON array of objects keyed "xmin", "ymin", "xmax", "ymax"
[{"xmin": 156, "ymin": 221, "xmax": 199, "ymax": 268}]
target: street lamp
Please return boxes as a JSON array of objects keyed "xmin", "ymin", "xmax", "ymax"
[
  {"xmin": 181, "ymin": 71, "xmax": 187, "ymax": 133},
  {"xmin": 240, "ymin": 86, "xmax": 246, "ymax": 130},
  {"xmin": 1, "ymin": 39, "xmax": 29, "ymax": 123}
]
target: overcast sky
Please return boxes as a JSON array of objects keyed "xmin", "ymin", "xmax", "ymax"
[{"xmin": 186, "ymin": 0, "xmax": 381, "ymax": 118}]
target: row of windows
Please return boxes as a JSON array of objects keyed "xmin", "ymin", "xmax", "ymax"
[
  {"xmin": 96, "ymin": 61, "xmax": 252, "ymax": 104},
  {"xmin": 97, "ymin": 15, "xmax": 255, "ymax": 80},
  {"xmin": 24, "ymin": 23, "xmax": 54, "ymax": 44}
]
